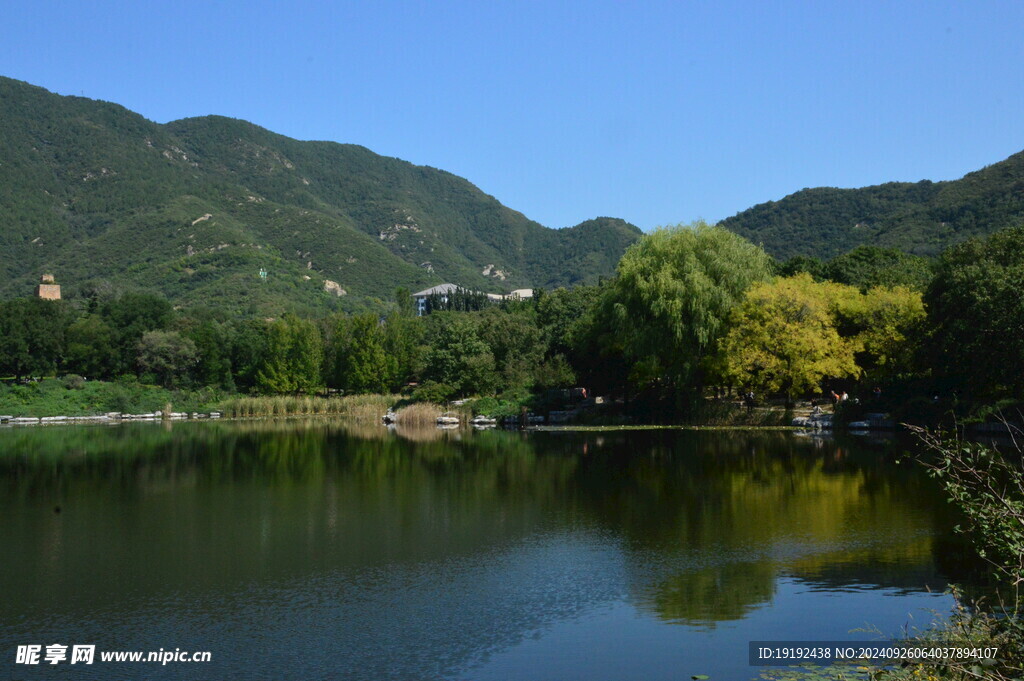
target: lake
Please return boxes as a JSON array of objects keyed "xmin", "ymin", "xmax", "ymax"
[{"xmin": 0, "ymin": 421, "xmax": 972, "ymax": 680}]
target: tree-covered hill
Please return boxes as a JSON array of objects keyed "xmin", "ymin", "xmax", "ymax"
[
  {"xmin": 721, "ymin": 150, "xmax": 1024, "ymax": 260},
  {"xmin": 0, "ymin": 76, "xmax": 641, "ymax": 313}
]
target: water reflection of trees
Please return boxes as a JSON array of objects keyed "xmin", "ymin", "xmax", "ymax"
[
  {"xmin": 536, "ymin": 430, "xmax": 957, "ymax": 626},
  {"xmin": 0, "ymin": 423, "xmax": 965, "ymax": 627},
  {"xmin": 644, "ymin": 559, "xmax": 779, "ymax": 627}
]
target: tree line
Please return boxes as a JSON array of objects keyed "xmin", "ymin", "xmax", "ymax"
[
  {"xmin": 2, "ymin": 221, "xmax": 1022, "ymax": 418},
  {"xmin": 0, "ymin": 284, "xmax": 588, "ymax": 404}
]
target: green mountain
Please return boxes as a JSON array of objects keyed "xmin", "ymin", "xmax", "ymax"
[
  {"xmin": 721, "ymin": 150, "xmax": 1024, "ymax": 260},
  {"xmin": 0, "ymin": 76, "xmax": 641, "ymax": 314}
]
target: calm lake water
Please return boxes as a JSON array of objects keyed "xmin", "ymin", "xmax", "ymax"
[{"xmin": 0, "ymin": 421, "xmax": 972, "ymax": 680}]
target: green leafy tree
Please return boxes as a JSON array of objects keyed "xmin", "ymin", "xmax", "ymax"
[
  {"xmin": 421, "ymin": 313, "xmax": 497, "ymax": 397},
  {"xmin": 532, "ymin": 354, "xmax": 576, "ymax": 391},
  {"xmin": 185, "ymin": 320, "xmax": 235, "ymax": 390},
  {"xmin": 326, "ymin": 314, "xmax": 355, "ymax": 390},
  {"xmin": 477, "ymin": 306, "xmax": 546, "ymax": 391},
  {"xmin": 394, "ymin": 287, "xmax": 416, "ymax": 317},
  {"xmin": 64, "ymin": 315, "xmax": 118, "ymax": 379},
  {"xmin": 381, "ymin": 312, "xmax": 423, "ymax": 391},
  {"xmin": 333, "ymin": 314, "xmax": 390, "ymax": 394},
  {"xmin": 0, "ymin": 298, "xmax": 68, "ymax": 379},
  {"xmin": 568, "ymin": 293, "xmax": 632, "ymax": 397},
  {"xmin": 924, "ymin": 226, "xmax": 1024, "ymax": 398},
  {"xmin": 257, "ymin": 315, "xmax": 323, "ymax": 394},
  {"xmin": 535, "ymin": 285, "xmax": 600, "ymax": 357},
  {"xmin": 776, "ymin": 255, "xmax": 826, "ymax": 280},
  {"xmin": 136, "ymin": 330, "xmax": 198, "ymax": 388},
  {"xmin": 607, "ymin": 221, "xmax": 773, "ymax": 399},
  {"xmin": 824, "ymin": 246, "xmax": 933, "ymax": 291},
  {"xmin": 101, "ymin": 292, "xmax": 173, "ymax": 375},
  {"xmin": 230, "ymin": 320, "xmax": 271, "ymax": 392}
]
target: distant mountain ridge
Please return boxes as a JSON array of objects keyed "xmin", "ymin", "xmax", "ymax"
[
  {"xmin": 721, "ymin": 150, "xmax": 1024, "ymax": 260},
  {"xmin": 0, "ymin": 76, "xmax": 642, "ymax": 314}
]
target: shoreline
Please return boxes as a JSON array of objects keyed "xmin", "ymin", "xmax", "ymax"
[
  {"xmin": 2, "ymin": 401, "xmax": 1017, "ymax": 436},
  {"xmin": 0, "ymin": 411, "xmax": 848, "ymax": 435},
  {"xmin": 0, "ymin": 410, "xmax": 222, "ymax": 426}
]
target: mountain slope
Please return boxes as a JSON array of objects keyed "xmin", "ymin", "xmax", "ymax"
[
  {"xmin": 721, "ymin": 151, "xmax": 1024, "ymax": 260},
  {"xmin": 0, "ymin": 77, "xmax": 641, "ymax": 313}
]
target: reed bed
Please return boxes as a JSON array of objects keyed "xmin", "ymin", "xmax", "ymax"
[
  {"xmin": 392, "ymin": 402, "xmax": 443, "ymax": 426},
  {"xmin": 393, "ymin": 402, "xmax": 476, "ymax": 424},
  {"xmin": 218, "ymin": 394, "xmax": 399, "ymax": 421},
  {"xmin": 217, "ymin": 394, "xmax": 479, "ymax": 428}
]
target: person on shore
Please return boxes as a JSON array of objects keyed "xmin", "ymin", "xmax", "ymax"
[{"xmin": 830, "ymin": 390, "xmax": 839, "ymax": 407}]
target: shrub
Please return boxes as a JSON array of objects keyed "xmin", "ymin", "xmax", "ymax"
[
  {"xmin": 908, "ymin": 425, "xmax": 1024, "ymax": 592},
  {"xmin": 875, "ymin": 425, "xmax": 1024, "ymax": 681},
  {"xmin": 62, "ymin": 374, "xmax": 86, "ymax": 390},
  {"xmin": 411, "ymin": 381, "xmax": 456, "ymax": 404}
]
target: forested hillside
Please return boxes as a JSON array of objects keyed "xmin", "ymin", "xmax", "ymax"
[
  {"xmin": 721, "ymin": 150, "xmax": 1024, "ymax": 259},
  {"xmin": 0, "ymin": 77, "xmax": 641, "ymax": 314}
]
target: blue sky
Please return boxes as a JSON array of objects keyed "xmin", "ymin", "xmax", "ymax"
[{"xmin": 3, "ymin": 1, "xmax": 1022, "ymax": 231}]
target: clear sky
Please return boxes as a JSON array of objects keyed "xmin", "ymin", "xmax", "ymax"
[{"xmin": 3, "ymin": 1, "xmax": 1022, "ymax": 231}]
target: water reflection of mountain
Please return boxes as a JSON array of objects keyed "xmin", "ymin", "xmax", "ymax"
[{"xmin": 0, "ymin": 423, "xmax": 973, "ymax": 679}]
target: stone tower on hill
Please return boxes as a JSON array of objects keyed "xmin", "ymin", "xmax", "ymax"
[{"xmin": 35, "ymin": 274, "xmax": 61, "ymax": 300}]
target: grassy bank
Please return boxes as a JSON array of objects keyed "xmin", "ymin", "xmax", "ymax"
[
  {"xmin": 1, "ymin": 381, "xmax": 792, "ymax": 428},
  {"xmin": 0, "ymin": 377, "xmax": 224, "ymax": 417},
  {"xmin": 0, "ymin": 381, "xmax": 472, "ymax": 424}
]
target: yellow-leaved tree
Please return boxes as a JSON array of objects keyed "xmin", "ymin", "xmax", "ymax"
[
  {"xmin": 834, "ymin": 285, "xmax": 926, "ymax": 382},
  {"xmin": 721, "ymin": 274, "xmax": 860, "ymax": 402}
]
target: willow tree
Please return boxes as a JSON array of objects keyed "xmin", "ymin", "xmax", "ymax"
[
  {"xmin": 606, "ymin": 222, "xmax": 773, "ymax": 400},
  {"xmin": 721, "ymin": 274, "xmax": 859, "ymax": 401}
]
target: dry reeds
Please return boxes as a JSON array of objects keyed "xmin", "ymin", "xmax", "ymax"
[
  {"xmin": 393, "ymin": 402, "xmax": 442, "ymax": 426},
  {"xmin": 216, "ymin": 394, "xmax": 481, "ymax": 429},
  {"xmin": 218, "ymin": 394, "xmax": 398, "ymax": 420}
]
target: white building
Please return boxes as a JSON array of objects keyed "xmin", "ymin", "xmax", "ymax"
[
  {"xmin": 411, "ymin": 284, "xmax": 534, "ymax": 315},
  {"xmin": 412, "ymin": 284, "xmax": 462, "ymax": 315}
]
